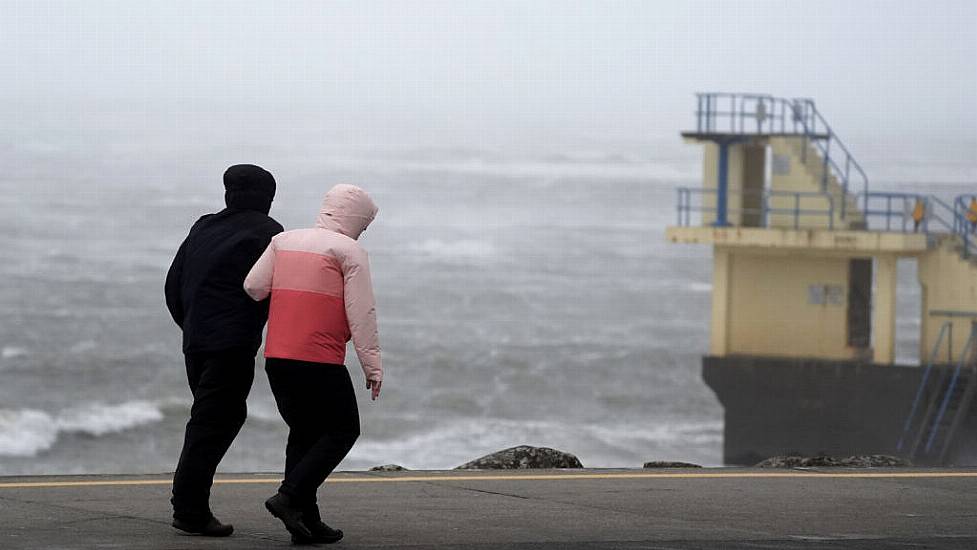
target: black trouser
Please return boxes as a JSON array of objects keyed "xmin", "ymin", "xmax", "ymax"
[
  {"xmin": 171, "ymin": 348, "xmax": 255, "ymax": 521},
  {"xmin": 265, "ymin": 358, "xmax": 360, "ymax": 511}
]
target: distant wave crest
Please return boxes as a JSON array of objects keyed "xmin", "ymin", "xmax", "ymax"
[
  {"xmin": 0, "ymin": 401, "xmax": 165, "ymax": 457},
  {"xmin": 1, "ymin": 346, "xmax": 28, "ymax": 360},
  {"xmin": 409, "ymin": 239, "xmax": 497, "ymax": 261},
  {"xmin": 349, "ymin": 417, "xmax": 723, "ymax": 470}
]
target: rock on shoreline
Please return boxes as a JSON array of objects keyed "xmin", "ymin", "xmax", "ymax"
[
  {"xmin": 643, "ymin": 461, "xmax": 702, "ymax": 468},
  {"xmin": 455, "ymin": 446, "xmax": 584, "ymax": 470},
  {"xmin": 370, "ymin": 464, "xmax": 408, "ymax": 472},
  {"xmin": 755, "ymin": 455, "xmax": 912, "ymax": 468}
]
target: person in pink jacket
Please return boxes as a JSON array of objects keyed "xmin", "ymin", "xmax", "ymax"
[{"xmin": 244, "ymin": 184, "xmax": 382, "ymax": 544}]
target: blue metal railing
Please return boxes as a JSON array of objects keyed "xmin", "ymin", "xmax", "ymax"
[
  {"xmin": 693, "ymin": 93, "xmax": 869, "ymax": 220},
  {"xmin": 694, "ymin": 93, "xmax": 820, "ymax": 135},
  {"xmin": 954, "ymin": 195, "xmax": 977, "ymax": 258},
  {"xmin": 859, "ymin": 192, "xmax": 936, "ymax": 233},
  {"xmin": 687, "ymin": 93, "xmax": 975, "ymax": 259},
  {"xmin": 925, "ymin": 325, "xmax": 977, "ymax": 453},
  {"xmin": 897, "ymin": 321, "xmax": 952, "ymax": 453},
  {"xmin": 792, "ymin": 98, "xmax": 869, "ymax": 217},
  {"xmin": 676, "ymin": 187, "xmax": 835, "ymax": 230},
  {"xmin": 857, "ymin": 191, "xmax": 976, "ymax": 258}
]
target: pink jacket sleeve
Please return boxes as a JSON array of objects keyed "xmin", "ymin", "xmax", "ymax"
[
  {"xmin": 342, "ymin": 245, "xmax": 382, "ymax": 382},
  {"xmin": 244, "ymin": 240, "xmax": 276, "ymax": 301}
]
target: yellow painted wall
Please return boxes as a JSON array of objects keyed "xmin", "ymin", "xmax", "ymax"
[
  {"xmin": 917, "ymin": 238, "xmax": 977, "ymax": 364},
  {"xmin": 700, "ymin": 142, "xmax": 765, "ymax": 227},
  {"xmin": 768, "ymin": 137, "xmax": 863, "ymax": 230},
  {"xmin": 723, "ymin": 249, "xmax": 857, "ymax": 360},
  {"xmin": 710, "ymin": 248, "xmax": 732, "ymax": 356}
]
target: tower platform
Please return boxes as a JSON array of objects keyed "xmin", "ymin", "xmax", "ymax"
[{"xmin": 669, "ymin": 92, "xmax": 977, "ymax": 466}]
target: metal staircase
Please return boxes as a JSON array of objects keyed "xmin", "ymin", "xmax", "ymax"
[
  {"xmin": 861, "ymin": 192, "xmax": 977, "ymax": 260},
  {"xmin": 898, "ymin": 323, "xmax": 977, "ymax": 464},
  {"xmin": 690, "ymin": 93, "xmax": 869, "ymax": 225},
  {"xmin": 680, "ymin": 93, "xmax": 976, "ymax": 257}
]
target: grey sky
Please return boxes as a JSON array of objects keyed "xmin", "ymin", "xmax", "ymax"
[{"xmin": 0, "ymin": 1, "xmax": 974, "ymax": 166}]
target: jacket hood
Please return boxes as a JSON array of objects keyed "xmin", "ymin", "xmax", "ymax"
[
  {"xmin": 224, "ymin": 164, "xmax": 276, "ymax": 214},
  {"xmin": 315, "ymin": 184, "xmax": 378, "ymax": 239}
]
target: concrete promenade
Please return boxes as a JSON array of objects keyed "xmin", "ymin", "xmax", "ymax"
[{"xmin": 2, "ymin": 468, "xmax": 977, "ymax": 549}]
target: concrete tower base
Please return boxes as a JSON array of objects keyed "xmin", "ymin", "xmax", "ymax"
[{"xmin": 703, "ymin": 355, "xmax": 977, "ymax": 466}]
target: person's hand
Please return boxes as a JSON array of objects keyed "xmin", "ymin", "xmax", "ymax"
[{"xmin": 367, "ymin": 379, "xmax": 382, "ymax": 401}]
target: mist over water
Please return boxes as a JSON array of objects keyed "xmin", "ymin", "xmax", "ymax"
[
  {"xmin": 0, "ymin": 137, "xmax": 972, "ymax": 474},
  {"xmin": 0, "ymin": 141, "xmax": 723, "ymax": 473}
]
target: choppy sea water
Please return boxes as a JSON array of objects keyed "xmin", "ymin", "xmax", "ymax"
[{"xmin": 0, "ymin": 147, "xmax": 972, "ymax": 475}]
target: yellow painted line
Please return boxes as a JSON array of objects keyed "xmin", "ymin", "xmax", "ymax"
[{"xmin": 2, "ymin": 470, "xmax": 977, "ymax": 489}]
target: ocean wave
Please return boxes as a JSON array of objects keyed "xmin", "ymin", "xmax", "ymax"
[
  {"xmin": 686, "ymin": 282, "xmax": 712, "ymax": 293},
  {"xmin": 0, "ymin": 401, "xmax": 165, "ymax": 457},
  {"xmin": 246, "ymin": 399, "xmax": 284, "ymax": 424},
  {"xmin": 1, "ymin": 346, "xmax": 28, "ymax": 360},
  {"xmin": 348, "ymin": 417, "xmax": 722, "ymax": 470},
  {"xmin": 408, "ymin": 239, "xmax": 498, "ymax": 261}
]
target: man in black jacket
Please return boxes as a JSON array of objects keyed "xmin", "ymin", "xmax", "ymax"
[{"xmin": 164, "ymin": 164, "xmax": 283, "ymax": 536}]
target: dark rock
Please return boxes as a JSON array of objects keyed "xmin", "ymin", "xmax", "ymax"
[
  {"xmin": 643, "ymin": 461, "xmax": 702, "ymax": 469},
  {"xmin": 455, "ymin": 446, "xmax": 584, "ymax": 470},
  {"xmin": 755, "ymin": 454, "xmax": 912, "ymax": 468},
  {"xmin": 369, "ymin": 464, "xmax": 407, "ymax": 472}
]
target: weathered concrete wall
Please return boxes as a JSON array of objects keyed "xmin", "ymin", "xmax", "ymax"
[
  {"xmin": 703, "ymin": 355, "xmax": 977, "ymax": 466},
  {"xmin": 723, "ymin": 252, "xmax": 853, "ymax": 360}
]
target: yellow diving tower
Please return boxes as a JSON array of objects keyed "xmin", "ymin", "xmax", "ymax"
[{"xmin": 667, "ymin": 93, "xmax": 977, "ymax": 465}]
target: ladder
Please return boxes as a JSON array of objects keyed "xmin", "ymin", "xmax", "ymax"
[{"xmin": 898, "ymin": 323, "xmax": 977, "ymax": 464}]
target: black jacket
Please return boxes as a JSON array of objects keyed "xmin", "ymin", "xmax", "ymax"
[{"xmin": 165, "ymin": 165, "xmax": 284, "ymax": 355}]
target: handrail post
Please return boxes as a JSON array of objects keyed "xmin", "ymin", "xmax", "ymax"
[
  {"xmin": 898, "ymin": 321, "xmax": 953, "ymax": 452},
  {"xmin": 696, "ymin": 95, "xmax": 702, "ymax": 133},
  {"xmin": 828, "ymin": 194, "xmax": 834, "ymax": 230},
  {"xmin": 794, "ymin": 193, "xmax": 800, "ymax": 229},
  {"xmin": 886, "ymin": 196, "xmax": 892, "ymax": 231},
  {"xmin": 822, "ymin": 135, "xmax": 831, "ymax": 191},
  {"xmin": 714, "ymin": 140, "xmax": 732, "ymax": 227},
  {"xmin": 946, "ymin": 320, "xmax": 953, "ymax": 365},
  {"xmin": 902, "ymin": 197, "xmax": 908, "ymax": 233},
  {"xmin": 926, "ymin": 327, "xmax": 977, "ymax": 453},
  {"xmin": 676, "ymin": 189, "xmax": 682, "ymax": 226}
]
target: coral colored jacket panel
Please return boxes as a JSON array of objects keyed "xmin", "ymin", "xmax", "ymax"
[{"xmin": 244, "ymin": 227, "xmax": 382, "ymax": 382}]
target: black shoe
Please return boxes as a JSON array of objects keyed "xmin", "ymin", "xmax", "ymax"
[
  {"xmin": 265, "ymin": 493, "xmax": 313, "ymax": 541},
  {"xmin": 291, "ymin": 520, "xmax": 343, "ymax": 545},
  {"xmin": 172, "ymin": 515, "xmax": 234, "ymax": 537}
]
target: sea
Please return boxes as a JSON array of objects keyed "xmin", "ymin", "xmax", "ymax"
[{"xmin": 0, "ymin": 138, "xmax": 973, "ymax": 475}]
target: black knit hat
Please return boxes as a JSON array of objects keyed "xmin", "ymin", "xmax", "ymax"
[{"xmin": 224, "ymin": 164, "xmax": 276, "ymax": 213}]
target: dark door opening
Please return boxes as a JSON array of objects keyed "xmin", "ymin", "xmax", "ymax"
[{"xmin": 848, "ymin": 258, "xmax": 872, "ymax": 349}]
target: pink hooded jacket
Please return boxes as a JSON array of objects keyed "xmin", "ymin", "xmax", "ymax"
[{"xmin": 244, "ymin": 184, "xmax": 382, "ymax": 382}]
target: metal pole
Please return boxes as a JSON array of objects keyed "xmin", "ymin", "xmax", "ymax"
[
  {"xmin": 715, "ymin": 140, "xmax": 731, "ymax": 227},
  {"xmin": 949, "ymin": 323, "xmax": 954, "ymax": 365},
  {"xmin": 696, "ymin": 96, "xmax": 702, "ymax": 133},
  {"xmin": 887, "ymin": 196, "xmax": 892, "ymax": 231},
  {"xmin": 795, "ymin": 193, "xmax": 800, "ymax": 229}
]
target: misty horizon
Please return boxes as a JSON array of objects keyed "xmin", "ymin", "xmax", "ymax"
[{"xmin": 0, "ymin": 0, "xmax": 974, "ymax": 186}]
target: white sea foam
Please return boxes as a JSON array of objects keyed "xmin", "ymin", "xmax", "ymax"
[
  {"xmin": 409, "ymin": 239, "xmax": 498, "ymax": 261},
  {"xmin": 1, "ymin": 347, "xmax": 28, "ymax": 359},
  {"xmin": 347, "ymin": 417, "xmax": 723, "ymax": 470},
  {"xmin": 68, "ymin": 340, "xmax": 97, "ymax": 353},
  {"xmin": 0, "ymin": 409, "xmax": 57, "ymax": 457},
  {"xmin": 246, "ymin": 400, "xmax": 284, "ymax": 424},
  {"xmin": 0, "ymin": 401, "xmax": 165, "ymax": 457},
  {"xmin": 686, "ymin": 282, "xmax": 713, "ymax": 293}
]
